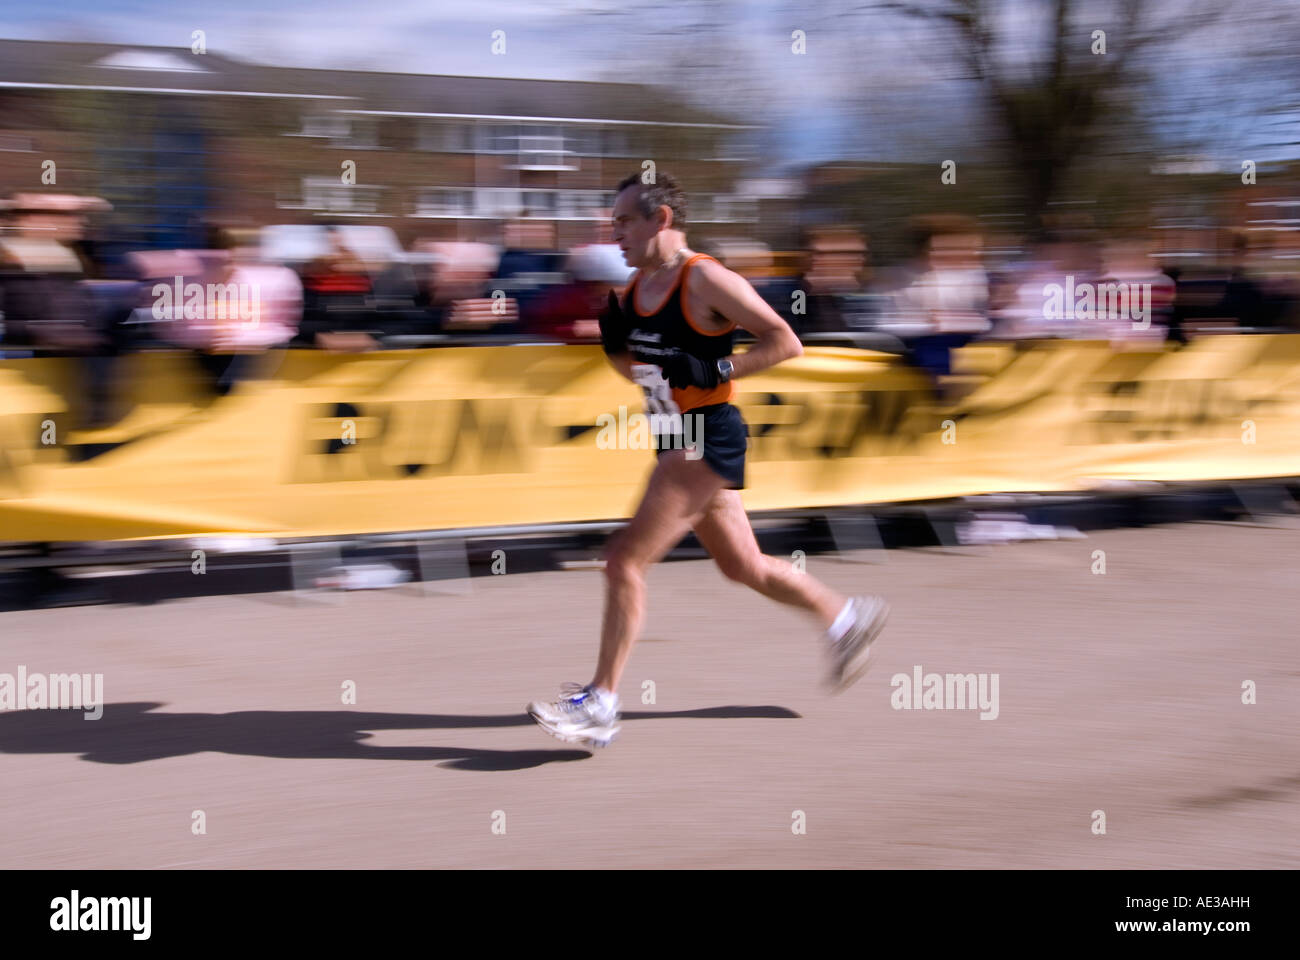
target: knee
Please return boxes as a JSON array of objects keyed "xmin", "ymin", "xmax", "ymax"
[
  {"xmin": 602, "ymin": 538, "xmax": 644, "ymax": 587},
  {"xmin": 716, "ymin": 554, "xmax": 765, "ymax": 589}
]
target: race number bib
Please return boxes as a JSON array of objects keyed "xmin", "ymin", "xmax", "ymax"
[{"xmin": 631, "ymin": 363, "xmax": 682, "ymax": 428}]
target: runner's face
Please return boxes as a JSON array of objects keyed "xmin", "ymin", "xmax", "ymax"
[{"xmin": 611, "ymin": 187, "xmax": 662, "ymax": 269}]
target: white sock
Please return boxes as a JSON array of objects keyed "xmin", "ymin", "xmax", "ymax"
[{"xmin": 826, "ymin": 599, "xmax": 856, "ymax": 644}]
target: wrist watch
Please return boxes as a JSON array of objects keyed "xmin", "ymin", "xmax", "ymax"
[{"xmin": 715, "ymin": 357, "xmax": 734, "ymax": 382}]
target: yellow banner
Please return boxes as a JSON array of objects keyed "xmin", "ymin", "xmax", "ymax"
[{"xmin": 1, "ymin": 337, "xmax": 1298, "ymax": 541}]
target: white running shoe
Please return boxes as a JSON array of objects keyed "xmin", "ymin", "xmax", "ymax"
[
  {"xmin": 527, "ymin": 682, "xmax": 622, "ymax": 748},
  {"xmin": 826, "ymin": 596, "xmax": 890, "ymax": 693}
]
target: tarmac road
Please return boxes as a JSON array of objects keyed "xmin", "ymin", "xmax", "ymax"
[{"xmin": 1, "ymin": 521, "xmax": 1296, "ymax": 868}]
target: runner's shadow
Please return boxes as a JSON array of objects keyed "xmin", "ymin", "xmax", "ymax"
[
  {"xmin": 622, "ymin": 706, "xmax": 801, "ymax": 719},
  {"xmin": 0, "ymin": 702, "xmax": 585, "ymax": 770},
  {"xmin": 0, "ymin": 702, "xmax": 801, "ymax": 771},
  {"xmin": 1177, "ymin": 773, "xmax": 1300, "ymax": 809}
]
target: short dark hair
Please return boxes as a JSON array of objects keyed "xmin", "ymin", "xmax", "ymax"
[{"xmin": 615, "ymin": 171, "xmax": 688, "ymax": 230}]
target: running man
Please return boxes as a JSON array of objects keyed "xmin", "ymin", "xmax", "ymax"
[{"xmin": 528, "ymin": 173, "xmax": 889, "ymax": 748}]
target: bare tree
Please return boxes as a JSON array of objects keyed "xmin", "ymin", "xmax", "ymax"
[{"xmin": 878, "ymin": 0, "xmax": 1231, "ymax": 235}]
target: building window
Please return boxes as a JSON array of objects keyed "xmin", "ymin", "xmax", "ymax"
[
  {"xmin": 297, "ymin": 176, "xmax": 384, "ymax": 214},
  {"xmin": 557, "ymin": 190, "xmax": 613, "ymax": 218},
  {"xmin": 569, "ymin": 127, "xmax": 600, "ymax": 156},
  {"xmin": 415, "ymin": 187, "xmax": 475, "ymax": 216},
  {"xmin": 445, "ymin": 123, "xmax": 473, "ymax": 152},
  {"xmin": 448, "ymin": 123, "xmax": 641, "ymax": 162},
  {"xmin": 602, "ymin": 129, "xmax": 631, "ymax": 157},
  {"xmin": 516, "ymin": 125, "xmax": 567, "ymax": 168},
  {"xmin": 345, "ymin": 118, "xmax": 379, "ymax": 149},
  {"xmin": 475, "ymin": 188, "xmax": 522, "ymax": 218},
  {"xmin": 521, "ymin": 190, "xmax": 558, "ymax": 217},
  {"xmin": 405, "ymin": 187, "xmax": 618, "ymax": 220},
  {"xmin": 486, "ymin": 123, "xmax": 517, "ymax": 153},
  {"xmin": 417, "ymin": 121, "xmax": 473, "ymax": 152},
  {"xmin": 477, "ymin": 123, "xmax": 578, "ymax": 169},
  {"xmin": 692, "ymin": 195, "xmax": 757, "ymax": 223},
  {"xmin": 296, "ymin": 114, "xmax": 350, "ymax": 140}
]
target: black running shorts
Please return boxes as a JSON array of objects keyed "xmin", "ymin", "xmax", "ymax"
[{"xmin": 653, "ymin": 402, "xmax": 748, "ymax": 490}]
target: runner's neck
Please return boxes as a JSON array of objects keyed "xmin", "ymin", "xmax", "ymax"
[{"xmin": 642, "ymin": 247, "xmax": 690, "ymax": 284}]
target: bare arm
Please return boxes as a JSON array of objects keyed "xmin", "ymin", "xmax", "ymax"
[{"xmin": 692, "ymin": 260, "xmax": 802, "ymax": 378}]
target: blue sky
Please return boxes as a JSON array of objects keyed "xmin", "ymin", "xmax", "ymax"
[
  {"xmin": 3, "ymin": 0, "xmax": 887, "ymax": 169},
  {"xmin": 4, "ymin": 0, "xmax": 1297, "ymax": 169}
]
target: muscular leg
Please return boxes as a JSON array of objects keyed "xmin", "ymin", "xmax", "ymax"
[
  {"xmin": 692, "ymin": 488, "xmax": 845, "ymax": 628},
  {"xmin": 590, "ymin": 451, "xmax": 729, "ymax": 694}
]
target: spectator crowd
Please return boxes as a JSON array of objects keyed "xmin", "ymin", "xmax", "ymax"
[{"xmin": 2, "ymin": 192, "xmax": 1297, "ymax": 427}]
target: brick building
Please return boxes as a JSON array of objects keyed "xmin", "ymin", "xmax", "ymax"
[{"xmin": 0, "ymin": 39, "xmax": 765, "ymax": 255}]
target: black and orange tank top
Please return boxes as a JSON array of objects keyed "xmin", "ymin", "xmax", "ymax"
[{"xmin": 623, "ymin": 253, "xmax": 736, "ymax": 413}]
